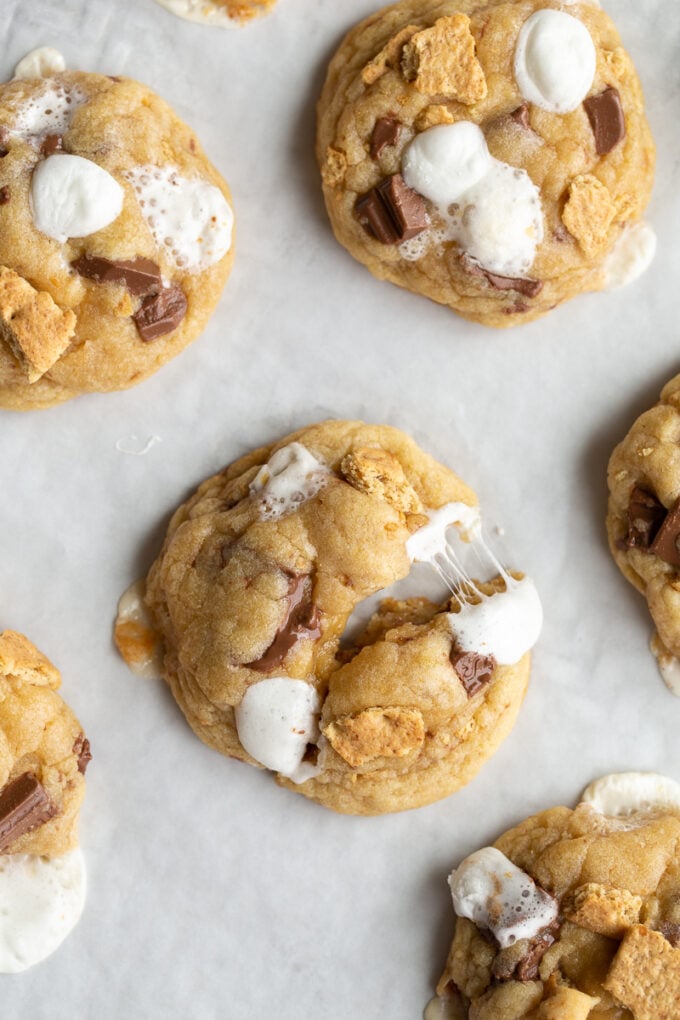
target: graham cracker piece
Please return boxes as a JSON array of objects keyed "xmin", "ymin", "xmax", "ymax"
[
  {"xmin": 528, "ymin": 985, "xmax": 600, "ymax": 1020},
  {"xmin": 323, "ymin": 706, "xmax": 425, "ymax": 767},
  {"xmin": 0, "ymin": 266, "xmax": 75, "ymax": 383},
  {"xmin": 564, "ymin": 882, "xmax": 642, "ymax": 939},
  {"xmin": 0, "ymin": 630, "xmax": 60, "ymax": 689},
  {"xmin": 362, "ymin": 25, "xmax": 420, "ymax": 85},
  {"xmin": 603, "ymin": 924, "xmax": 680, "ymax": 1019},
  {"xmin": 415, "ymin": 104, "xmax": 455, "ymax": 131},
  {"xmin": 401, "ymin": 15, "xmax": 487, "ymax": 104},
  {"xmin": 561, "ymin": 175, "xmax": 617, "ymax": 259},
  {"xmin": 340, "ymin": 447, "xmax": 422, "ymax": 514},
  {"xmin": 321, "ymin": 146, "xmax": 348, "ymax": 189}
]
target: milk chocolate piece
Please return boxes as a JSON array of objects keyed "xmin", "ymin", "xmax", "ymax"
[
  {"xmin": 461, "ymin": 254, "xmax": 543, "ymax": 298},
  {"xmin": 370, "ymin": 117, "xmax": 402, "ymax": 159},
  {"xmin": 41, "ymin": 133, "xmax": 62, "ymax": 157},
  {"xmin": 510, "ymin": 103, "xmax": 530, "ymax": 129},
  {"xmin": 584, "ymin": 88, "xmax": 625, "ymax": 156},
  {"xmin": 624, "ymin": 485, "xmax": 667, "ymax": 550},
  {"xmin": 73, "ymin": 733, "xmax": 92, "ymax": 775},
  {"xmin": 650, "ymin": 498, "xmax": 680, "ymax": 567},
  {"xmin": 248, "ymin": 574, "xmax": 322, "ymax": 672},
  {"xmin": 658, "ymin": 922, "xmax": 680, "ymax": 949},
  {"xmin": 0, "ymin": 186, "xmax": 9, "ymax": 205},
  {"xmin": 132, "ymin": 284, "xmax": 187, "ymax": 342},
  {"xmin": 0, "ymin": 773, "xmax": 57, "ymax": 852},
  {"xmin": 72, "ymin": 254, "xmax": 162, "ymax": 297},
  {"xmin": 0, "ymin": 128, "xmax": 9, "ymax": 158},
  {"xmin": 493, "ymin": 920, "xmax": 560, "ymax": 982},
  {"xmin": 356, "ymin": 174, "xmax": 427, "ymax": 245},
  {"xmin": 450, "ymin": 648, "xmax": 496, "ymax": 697}
]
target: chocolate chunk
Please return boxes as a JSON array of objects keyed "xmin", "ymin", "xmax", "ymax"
[
  {"xmin": 0, "ymin": 127, "xmax": 9, "ymax": 158},
  {"xmin": 510, "ymin": 103, "xmax": 530, "ymax": 130},
  {"xmin": 0, "ymin": 186, "xmax": 9, "ymax": 205},
  {"xmin": 0, "ymin": 773, "xmax": 57, "ymax": 853},
  {"xmin": 451, "ymin": 648, "xmax": 496, "ymax": 697},
  {"xmin": 650, "ymin": 498, "xmax": 680, "ymax": 567},
  {"xmin": 72, "ymin": 733, "xmax": 92, "ymax": 775},
  {"xmin": 356, "ymin": 173, "xmax": 428, "ymax": 245},
  {"xmin": 492, "ymin": 919, "xmax": 560, "ymax": 983},
  {"xmin": 370, "ymin": 117, "xmax": 402, "ymax": 159},
  {"xmin": 461, "ymin": 254, "xmax": 543, "ymax": 298},
  {"xmin": 623, "ymin": 485, "xmax": 667, "ymax": 550},
  {"xmin": 132, "ymin": 284, "xmax": 188, "ymax": 342},
  {"xmin": 41, "ymin": 133, "xmax": 62, "ymax": 157},
  {"xmin": 72, "ymin": 254, "xmax": 162, "ymax": 297},
  {"xmin": 248, "ymin": 574, "xmax": 322, "ymax": 672},
  {"xmin": 657, "ymin": 922, "xmax": 680, "ymax": 948},
  {"xmin": 584, "ymin": 88, "xmax": 625, "ymax": 156}
]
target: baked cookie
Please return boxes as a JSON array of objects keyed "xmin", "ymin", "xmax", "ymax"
[
  {"xmin": 429, "ymin": 772, "xmax": 680, "ymax": 1019},
  {"xmin": 0, "ymin": 50, "xmax": 234, "ymax": 410},
  {"xmin": 0, "ymin": 629, "xmax": 91, "ymax": 972},
  {"xmin": 607, "ymin": 374, "xmax": 680, "ymax": 698},
  {"xmin": 153, "ymin": 0, "xmax": 277, "ymax": 26},
  {"xmin": 115, "ymin": 420, "xmax": 542, "ymax": 815},
  {"xmin": 317, "ymin": 0, "xmax": 655, "ymax": 328}
]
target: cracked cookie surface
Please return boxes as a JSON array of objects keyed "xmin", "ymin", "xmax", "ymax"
[
  {"xmin": 317, "ymin": 0, "xmax": 654, "ymax": 328},
  {"xmin": 0, "ymin": 69, "xmax": 234, "ymax": 410},
  {"xmin": 116, "ymin": 420, "xmax": 539, "ymax": 815}
]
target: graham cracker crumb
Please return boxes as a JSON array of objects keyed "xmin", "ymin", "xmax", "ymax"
[
  {"xmin": 0, "ymin": 630, "xmax": 60, "ymax": 689},
  {"xmin": 321, "ymin": 146, "xmax": 348, "ymax": 188},
  {"xmin": 561, "ymin": 175, "xmax": 617, "ymax": 259},
  {"xmin": 603, "ymin": 924, "xmax": 680, "ymax": 1019},
  {"xmin": 0, "ymin": 266, "xmax": 75, "ymax": 382},
  {"xmin": 415, "ymin": 104, "xmax": 455, "ymax": 131},
  {"xmin": 340, "ymin": 447, "xmax": 422, "ymax": 514},
  {"xmin": 362, "ymin": 25, "xmax": 420, "ymax": 85},
  {"xmin": 401, "ymin": 15, "xmax": 487, "ymax": 104},
  {"xmin": 323, "ymin": 706, "xmax": 425, "ymax": 767},
  {"xmin": 564, "ymin": 882, "xmax": 642, "ymax": 939},
  {"xmin": 602, "ymin": 47, "xmax": 632, "ymax": 82}
]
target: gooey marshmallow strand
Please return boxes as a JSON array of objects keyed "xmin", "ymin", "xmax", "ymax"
[
  {"xmin": 402, "ymin": 123, "xmax": 543, "ymax": 279},
  {"xmin": 0, "ymin": 850, "xmax": 86, "ymax": 973},
  {"xmin": 450, "ymin": 847, "xmax": 557, "ymax": 948}
]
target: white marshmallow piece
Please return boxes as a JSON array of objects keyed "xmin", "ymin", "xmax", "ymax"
[
  {"xmin": 235, "ymin": 678, "xmax": 321, "ymax": 783},
  {"xmin": 13, "ymin": 47, "xmax": 66, "ymax": 80},
  {"xmin": 406, "ymin": 502, "xmax": 482, "ymax": 563},
  {"xmin": 250, "ymin": 442, "xmax": 330, "ymax": 521},
  {"xmin": 154, "ymin": 0, "xmax": 240, "ymax": 25},
  {"xmin": 0, "ymin": 850, "xmax": 86, "ymax": 973},
  {"xmin": 30, "ymin": 154, "xmax": 124, "ymax": 243},
  {"xmin": 514, "ymin": 10, "xmax": 596, "ymax": 113},
  {"xmin": 603, "ymin": 222, "xmax": 657, "ymax": 291},
  {"xmin": 402, "ymin": 122, "xmax": 491, "ymax": 207},
  {"xmin": 448, "ymin": 577, "xmax": 543, "ymax": 665},
  {"xmin": 581, "ymin": 772, "xmax": 680, "ymax": 819},
  {"xmin": 450, "ymin": 847, "xmax": 557, "ymax": 949},
  {"xmin": 124, "ymin": 166, "xmax": 233, "ymax": 272}
]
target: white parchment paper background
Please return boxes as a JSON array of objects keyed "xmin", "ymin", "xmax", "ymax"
[{"xmin": 1, "ymin": 0, "xmax": 679, "ymax": 1016}]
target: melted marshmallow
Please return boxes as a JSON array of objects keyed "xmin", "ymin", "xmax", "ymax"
[
  {"xmin": 154, "ymin": 0, "xmax": 240, "ymax": 25},
  {"xmin": 234, "ymin": 678, "xmax": 321, "ymax": 783},
  {"xmin": 31, "ymin": 154, "xmax": 124, "ymax": 242},
  {"xmin": 250, "ymin": 443, "xmax": 330, "ymax": 521},
  {"xmin": 407, "ymin": 502, "xmax": 481, "ymax": 563},
  {"xmin": 402, "ymin": 123, "xmax": 543, "ymax": 277},
  {"xmin": 124, "ymin": 166, "xmax": 233, "ymax": 271},
  {"xmin": 448, "ymin": 577, "xmax": 543, "ymax": 665},
  {"xmin": 0, "ymin": 850, "xmax": 86, "ymax": 973},
  {"xmin": 450, "ymin": 847, "xmax": 557, "ymax": 949},
  {"xmin": 581, "ymin": 773, "xmax": 680, "ymax": 819},
  {"xmin": 10, "ymin": 81, "xmax": 86, "ymax": 141},
  {"xmin": 603, "ymin": 222, "xmax": 657, "ymax": 291},
  {"xmin": 115, "ymin": 580, "xmax": 164, "ymax": 680},
  {"xmin": 13, "ymin": 47, "xmax": 66, "ymax": 80},
  {"xmin": 514, "ymin": 10, "xmax": 596, "ymax": 113}
]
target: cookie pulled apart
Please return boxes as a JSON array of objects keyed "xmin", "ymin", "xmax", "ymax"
[
  {"xmin": 317, "ymin": 0, "xmax": 656, "ymax": 328},
  {"xmin": 429, "ymin": 772, "xmax": 680, "ymax": 1019},
  {"xmin": 0, "ymin": 629, "xmax": 91, "ymax": 972},
  {"xmin": 116, "ymin": 420, "xmax": 541, "ymax": 815}
]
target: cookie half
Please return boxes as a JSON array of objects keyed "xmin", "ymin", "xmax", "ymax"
[
  {"xmin": 116, "ymin": 420, "xmax": 542, "ymax": 815},
  {"xmin": 429, "ymin": 772, "xmax": 680, "ymax": 1019},
  {"xmin": 317, "ymin": 0, "xmax": 655, "ymax": 328},
  {"xmin": 0, "ymin": 58, "xmax": 234, "ymax": 409}
]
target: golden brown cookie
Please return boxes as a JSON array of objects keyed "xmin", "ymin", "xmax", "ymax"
[
  {"xmin": 429, "ymin": 772, "xmax": 680, "ymax": 1019},
  {"xmin": 0, "ymin": 65, "xmax": 234, "ymax": 410},
  {"xmin": 607, "ymin": 374, "xmax": 680, "ymax": 695},
  {"xmin": 317, "ymin": 0, "xmax": 655, "ymax": 328},
  {"xmin": 153, "ymin": 0, "xmax": 277, "ymax": 26},
  {"xmin": 116, "ymin": 420, "xmax": 542, "ymax": 815}
]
